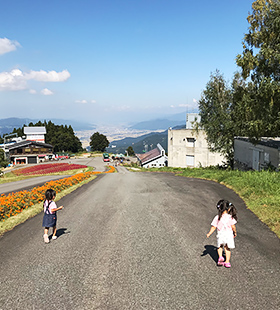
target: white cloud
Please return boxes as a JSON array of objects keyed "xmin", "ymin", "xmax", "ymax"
[
  {"xmin": 0, "ymin": 68, "xmax": 70, "ymax": 91},
  {"xmin": 26, "ymin": 69, "xmax": 70, "ymax": 82},
  {"xmin": 29, "ymin": 89, "xmax": 37, "ymax": 94},
  {"xmin": 115, "ymin": 105, "xmax": 130, "ymax": 111},
  {"xmin": 0, "ymin": 38, "xmax": 21, "ymax": 55},
  {"xmin": 0, "ymin": 69, "xmax": 27, "ymax": 91},
  {"xmin": 41, "ymin": 88, "xmax": 53, "ymax": 95},
  {"xmin": 170, "ymin": 105, "xmax": 175, "ymax": 108},
  {"xmin": 75, "ymin": 99, "xmax": 97, "ymax": 104}
]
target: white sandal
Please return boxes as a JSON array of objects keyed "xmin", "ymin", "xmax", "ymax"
[{"xmin": 44, "ymin": 234, "xmax": 49, "ymax": 243}]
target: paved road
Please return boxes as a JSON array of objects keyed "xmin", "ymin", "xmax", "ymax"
[{"xmin": 0, "ymin": 170, "xmax": 279, "ymax": 309}]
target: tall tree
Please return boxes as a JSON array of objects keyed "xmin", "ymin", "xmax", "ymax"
[
  {"xmin": 198, "ymin": 70, "xmax": 236, "ymax": 166},
  {"xmin": 90, "ymin": 132, "xmax": 109, "ymax": 152},
  {"xmin": 126, "ymin": 146, "xmax": 135, "ymax": 156},
  {"xmin": 236, "ymin": 0, "xmax": 280, "ymax": 140}
]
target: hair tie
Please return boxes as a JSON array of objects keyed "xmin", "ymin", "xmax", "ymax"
[{"xmin": 229, "ymin": 203, "xmax": 232, "ymax": 206}]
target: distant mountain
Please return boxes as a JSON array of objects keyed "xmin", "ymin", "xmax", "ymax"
[
  {"xmin": 129, "ymin": 112, "xmax": 186, "ymax": 130},
  {"xmin": 106, "ymin": 124, "xmax": 185, "ymax": 154},
  {"xmin": 0, "ymin": 117, "xmax": 95, "ymax": 135}
]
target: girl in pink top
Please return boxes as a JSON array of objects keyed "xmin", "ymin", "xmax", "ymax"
[
  {"xmin": 206, "ymin": 199, "xmax": 237, "ymax": 268},
  {"xmin": 42, "ymin": 189, "xmax": 63, "ymax": 243}
]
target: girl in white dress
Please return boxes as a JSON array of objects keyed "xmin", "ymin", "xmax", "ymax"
[{"xmin": 206, "ymin": 199, "xmax": 237, "ymax": 268}]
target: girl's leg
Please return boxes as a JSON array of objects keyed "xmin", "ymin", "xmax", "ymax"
[
  {"xmin": 224, "ymin": 245, "xmax": 231, "ymax": 263},
  {"xmin": 217, "ymin": 246, "xmax": 223, "ymax": 258},
  {"xmin": 52, "ymin": 225, "xmax": 57, "ymax": 237},
  {"xmin": 44, "ymin": 228, "xmax": 49, "ymax": 243}
]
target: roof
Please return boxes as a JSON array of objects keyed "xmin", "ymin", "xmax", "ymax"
[
  {"xmin": 7, "ymin": 140, "xmax": 53, "ymax": 150},
  {"xmin": 24, "ymin": 126, "xmax": 46, "ymax": 135},
  {"xmin": 235, "ymin": 137, "xmax": 280, "ymax": 150},
  {"xmin": 136, "ymin": 143, "xmax": 166, "ymax": 165}
]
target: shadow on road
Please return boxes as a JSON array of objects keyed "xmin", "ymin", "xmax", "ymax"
[
  {"xmin": 201, "ymin": 245, "xmax": 218, "ymax": 263},
  {"xmin": 50, "ymin": 228, "xmax": 69, "ymax": 239}
]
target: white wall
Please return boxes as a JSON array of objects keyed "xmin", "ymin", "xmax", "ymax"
[
  {"xmin": 143, "ymin": 155, "xmax": 167, "ymax": 168},
  {"xmin": 234, "ymin": 138, "xmax": 280, "ymax": 171},
  {"xmin": 168, "ymin": 129, "xmax": 225, "ymax": 168}
]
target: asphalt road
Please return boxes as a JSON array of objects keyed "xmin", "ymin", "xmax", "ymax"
[{"xmin": 0, "ymin": 168, "xmax": 279, "ymax": 309}]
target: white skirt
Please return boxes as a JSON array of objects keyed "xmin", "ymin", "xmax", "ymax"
[{"xmin": 216, "ymin": 230, "xmax": 235, "ymax": 249}]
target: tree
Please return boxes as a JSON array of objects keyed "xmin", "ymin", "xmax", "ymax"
[
  {"xmin": 126, "ymin": 146, "xmax": 135, "ymax": 156},
  {"xmin": 198, "ymin": 70, "xmax": 236, "ymax": 166},
  {"xmin": 236, "ymin": 0, "xmax": 280, "ymax": 140},
  {"xmin": 0, "ymin": 149, "xmax": 8, "ymax": 168},
  {"xmin": 90, "ymin": 132, "xmax": 109, "ymax": 152}
]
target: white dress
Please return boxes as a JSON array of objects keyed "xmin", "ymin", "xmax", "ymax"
[{"xmin": 211, "ymin": 213, "xmax": 237, "ymax": 249}]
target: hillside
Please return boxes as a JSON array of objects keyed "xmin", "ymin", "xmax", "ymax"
[{"xmin": 106, "ymin": 124, "xmax": 185, "ymax": 154}]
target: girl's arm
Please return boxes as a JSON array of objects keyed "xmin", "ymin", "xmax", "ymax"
[
  {"xmin": 52, "ymin": 206, "xmax": 63, "ymax": 212},
  {"xmin": 232, "ymin": 224, "xmax": 237, "ymax": 237},
  {"xmin": 206, "ymin": 226, "xmax": 216, "ymax": 238}
]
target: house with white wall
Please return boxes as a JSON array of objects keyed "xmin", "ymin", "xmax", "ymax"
[
  {"xmin": 136, "ymin": 143, "xmax": 168, "ymax": 168},
  {"xmin": 234, "ymin": 137, "xmax": 280, "ymax": 171},
  {"xmin": 168, "ymin": 113, "xmax": 225, "ymax": 168}
]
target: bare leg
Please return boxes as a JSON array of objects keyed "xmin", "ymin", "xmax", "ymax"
[
  {"xmin": 43, "ymin": 228, "xmax": 49, "ymax": 243},
  {"xmin": 224, "ymin": 245, "xmax": 231, "ymax": 263},
  {"xmin": 52, "ymin": 225, "xmax": 57, "ymax": 237},
  {"xmin": 217, "ymin": 246, "xmax": 223, "ymax": 258}
]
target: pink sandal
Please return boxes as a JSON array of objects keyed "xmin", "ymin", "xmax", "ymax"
[
  {"xmin": 224, "ymin": 262, "xmax": 231, "ymax": 268},
  {"xmin": 217, "ymin": 257, "xmax": 225, "ymax": 266}
]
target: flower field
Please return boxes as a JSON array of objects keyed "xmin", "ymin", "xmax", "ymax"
[
  {"xmin": 0, "ymin": 165, "xmax": 115, "ymax": 221},
  {"xmin": 13, "ymin": 163, "xmax": 88, "ymax": 176}
]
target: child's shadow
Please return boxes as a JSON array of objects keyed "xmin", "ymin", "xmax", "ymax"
[
  {"xmin": 51, "ymin": 228, "xmax": 70, "ymax": 239},
  {"xmin": 201, "ymin": 245, "xmax": 219, "ymax": 263}
]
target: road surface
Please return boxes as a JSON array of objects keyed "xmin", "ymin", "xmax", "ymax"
[{"xmin": 0, "ymin": 167, "xmax": 279, "ymax": 309}]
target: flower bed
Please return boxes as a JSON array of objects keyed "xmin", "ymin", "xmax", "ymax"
[
  {"xmin": 13, "ymin": 163, "xmax": 88, "ymax": 176},
  {"xmin": 0, "ymin": 166, "xmax": 115, "ymax": 221}
]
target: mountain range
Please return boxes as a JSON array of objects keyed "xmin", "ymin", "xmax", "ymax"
[{"xmin": 128, "ymin": 112, "xmax": 186, "ymax": 130}]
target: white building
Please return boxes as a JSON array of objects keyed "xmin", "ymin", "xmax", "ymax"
[
  {"xmin": 234, "ymin": 137, "xmax": 280, "ymax": 171},
  {"xmin": 136, "ymin": 143, "xmax": 168, "ymax": 168},
  {"xmin": 24, "ymin": 126, "xmax": 46, "ymax": 143},
  {"xmin": 168, "ymin": 113, "xmax": 225, "ymax": 168}
]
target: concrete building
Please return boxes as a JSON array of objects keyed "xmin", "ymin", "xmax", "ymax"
[
  {"xmin": 168, "ymin": 113, "xmax": 225, "ymax": 168},
  {"xmin": 136, "ymin": 143, "xmax": 168, "ymax": 168},
  {"xmin": 24, "ymin": 126, "xmax": 46, "ymax": 143},
  {"xmin": 234, "ymin": 137, "xmax": 280, "ymax": 171}
]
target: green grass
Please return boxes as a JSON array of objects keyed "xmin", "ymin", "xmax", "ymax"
[{"xmin": 147, "ymin": 167, "xmax": 280, "ymax": 238}]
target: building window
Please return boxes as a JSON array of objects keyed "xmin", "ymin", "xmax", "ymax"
[
  {"xmin": 186, "ymin": 155, "xmax": 194, "ymax": 167},
  {"xmin": 186, "ymin": 138, "xmax": 195, "ymax": 147}
]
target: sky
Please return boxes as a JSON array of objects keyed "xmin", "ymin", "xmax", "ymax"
[{"xmin": 0, "ymin": 0, "xmax": 254, "ymax": 126}]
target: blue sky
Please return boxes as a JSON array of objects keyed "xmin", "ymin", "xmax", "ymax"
[{"xmin": 1, "ymin": 0, "xmax": 253, "ymax": 126}]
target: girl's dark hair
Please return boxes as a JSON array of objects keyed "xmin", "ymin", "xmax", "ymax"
[
  {"xmin": 216, "ymin": 199, "xmax": 237, "ymax": 221},
  {"xmin": 45, "ymin": 189, "xmax": 56, "ymax": 201}
]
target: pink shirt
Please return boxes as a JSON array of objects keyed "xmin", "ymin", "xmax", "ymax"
[
  {"xmin": 211, "ymin": 213, "xmax": 237, "ymax": 232},
  {"xmin": 43, "ymin": 200, "xmax": 57, "ymax": 214}
]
